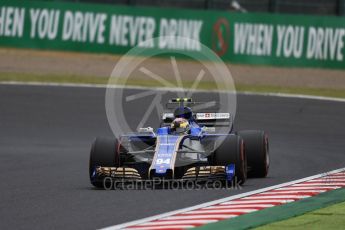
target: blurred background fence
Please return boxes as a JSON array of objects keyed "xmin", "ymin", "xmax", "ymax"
[{"xmin": 32, "ymin": 0, "xmax": 345, "ymax": 16}]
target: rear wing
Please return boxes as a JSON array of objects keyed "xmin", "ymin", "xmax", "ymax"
[
  {"xmin": 166, "ymin": 98, "xmax": 220, "ymax": 110},
  {"xmin": 195, "ymin": 112, "xmax": 232, "ymax": 127},
  {"xmin": 162, "ymin": 112, "xmax": 232, "ymax": 128},
  {"xmin": 162, "ymin": 98, "xmax": 232, "ymax": 128}
]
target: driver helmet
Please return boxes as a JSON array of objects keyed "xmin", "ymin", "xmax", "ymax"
[{"xmin": 171, "ymin": 117, "xmax": 190, "ymax": 134}]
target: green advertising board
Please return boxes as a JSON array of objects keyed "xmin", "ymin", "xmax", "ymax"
[{"xmin": 0, "ymin": 0, "xmax": 345, "ymax": 69}]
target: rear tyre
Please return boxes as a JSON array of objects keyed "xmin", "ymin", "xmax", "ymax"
[
  {"xmin": 237, "ymin": 130, "xmax": 269, "ymax": 178},
  {"xmin": 213, "ymin": 135, "xmax": 247, "ymax": 185},
  {"xmin": 89, "ymin": 137, "xmax": 119, "ymax": 188}
]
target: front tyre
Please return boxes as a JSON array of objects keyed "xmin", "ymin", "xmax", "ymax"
[
  {"xmin": 213, "ymin": 135, "xmax": 247, "ymax": 185},
  {"xmin": 89, "ymin": 137, "xmax": 119, "ymax": 188},
  {"xmin": 237, "ymin": 130, "xmax": 269, "ymax": 178}
]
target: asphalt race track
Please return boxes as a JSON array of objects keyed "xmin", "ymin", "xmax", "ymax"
[{"xmin": 0, "ymin": 84, "xmax": 345, "ymax": 230}]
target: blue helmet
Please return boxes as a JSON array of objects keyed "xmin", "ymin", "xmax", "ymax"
[{"xmin": 173, "ymin": 107, "xmax": 193, "ymax": 120}]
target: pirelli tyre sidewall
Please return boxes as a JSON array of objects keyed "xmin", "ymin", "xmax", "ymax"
[
  {"xmin": 89, "ymin": 137, "xmax": 119, "ymax": 188},
  {"xmin": 237, "ymin": 130, "xmax": 269, "ymax": 178},
  {"xmin": 213, "ymin": 135, "xmax": 247, "ymax": 185}
]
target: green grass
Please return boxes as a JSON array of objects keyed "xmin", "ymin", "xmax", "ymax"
[
  {"xmin": 255, "ymin": 201, "xmax": 345, "ymax": 230},
  {"xmin": 1, "ymin": 72, "xmax": 345, "ymax": 99}
]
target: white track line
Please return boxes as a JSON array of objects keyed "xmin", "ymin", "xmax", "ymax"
[
  {"xmin": 239, "ymin": 91, "xmax": 345, "ymax": 103},
  {"xmin": 1, "ymin": 81, "xmax": 345, "ymax": 103},
  {"xmin": 101, "ymin": 167, "xmax": 345, "ymax": 230},
  {"xmin": 0, "ymin": 81, "xmax": 109, "ymax": 89}
]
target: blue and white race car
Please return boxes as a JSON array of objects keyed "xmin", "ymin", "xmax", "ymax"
[{"xmin": 89, "ymin": 98, "xmax": 269, "ymax": 188}]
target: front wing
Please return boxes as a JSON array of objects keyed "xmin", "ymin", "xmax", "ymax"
[{"xmin": 91, "ymin": 165, "xmax": 235, "ymax": 184}]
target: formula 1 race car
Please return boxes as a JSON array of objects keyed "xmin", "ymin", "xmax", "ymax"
[{"xmin": 89, "ymin": 98, "xmax": 269, "ymax": 188}]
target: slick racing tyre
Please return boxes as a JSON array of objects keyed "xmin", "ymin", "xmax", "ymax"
[
  {"xmin": 213, "ymin": 135, "xmax": 247, "ymax": 185},
  {"xmin": 89, "ymin": 137, "xmax": 119, "ymax": 188},
  {"xmin": 237, "ymin": 130, "xmax": 269, "ymax": 178}
]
